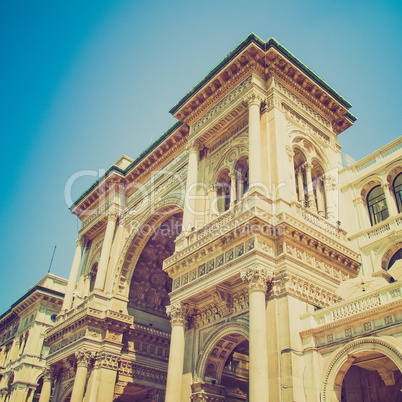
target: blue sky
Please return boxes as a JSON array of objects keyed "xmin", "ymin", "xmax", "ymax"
[{"xmin": 0, "ymin": 0, "xmax": 401, "ymax": 311}]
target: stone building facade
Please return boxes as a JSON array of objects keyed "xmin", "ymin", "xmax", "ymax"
[
  {"xmin": 0, "ymin": 274, "xmax": 67, "ymax": 402},
  {"xmin": 2, "ymin": 34, "xmax": 402, "ymax": 401}
]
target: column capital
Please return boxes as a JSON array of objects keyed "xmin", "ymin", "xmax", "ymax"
[
  {"xmin": 43, "ymin": 368, "xmax": 53, "ymax": 382},
  {"xmin": 75, "ymin": 348, "xmax": 92, "ymax": 368},
  {"xmin": 186, "ymin": 140, "xmax": 202, "ymax": 154},
  {"xmin": 241, "ymin": 265, "xmax": 272, "ymax": 293},
  {"xmin": 382, "ymin": 183, "xmax": 391, "ymax": 191},
  {"xmin": 286, "ymin": 145, "xmax": 294, "ymax": 159},
  {"xmin": 76, "ymin": 236, "xmax": 87, "ymax": 247},
  {"xmin": 302, "ymin": 161, "xmax": 312, "ymax": 171},
  {"xmin": 166, "ymin": 301, "xmax": 188, "ymax": 326},
  {"xmin": 322, "ymin": 174, "xmax": 336, "ymax": 187},
  {"xmin": 107, "ymin": 211, "xmax": 119, "ymax": 222},
  {"xmin": 353, "ymin": 196, "xmax": 365, "ymax": 205},
  {"xmin": 93, "ymin": 351, "xmax": 102, "ymax": 369},
  {"xmin": 244, "ymin": 91, "xmax": 264, "ymax": 107},
  {"xmin": 297, "ymin": 166, "xmax": 305, "ymax": 175}
]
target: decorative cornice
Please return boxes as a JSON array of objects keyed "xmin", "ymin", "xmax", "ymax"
[
  {"xmin": 118, "ymin": 361, "xmax": 167, "ymax": 385},
  {"xmin": 192, "ymin": 76, "xmax": 253, "ymax": 134},
  {"xmin": 270, "ymin": 272, "xmax": 340, "ymax": 307}
]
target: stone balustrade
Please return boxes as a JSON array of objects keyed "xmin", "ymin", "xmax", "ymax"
[{"xmin": 301, "ymin": 282, "xmax": 402, "ymax": 331}]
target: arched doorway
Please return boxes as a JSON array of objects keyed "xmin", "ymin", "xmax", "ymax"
[
  {"xmin": 340, "ymin": 351, "xmax": 402, "ymax": 402},
  {"xmin": 323, "ymin": 338, "xmax": 402, "ymax": 402},
  {"xmin": 195, "ymin": 325, "xmax": 249, "ymax": 401}
]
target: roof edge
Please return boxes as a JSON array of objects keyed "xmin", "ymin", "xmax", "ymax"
[
  {"xmin": 70, "ymin": 121, "xmax": 184, "ymax": 210},
  {"xmin": 169, "ymin": 34, "xmax": 352, "ymax": 116}
]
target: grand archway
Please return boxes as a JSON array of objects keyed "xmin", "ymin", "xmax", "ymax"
[
  {"xmin": 322, "ymin": 337, "xmax": 402, "ymax": 402},
  {"xmin": 127, "ymin": 212, "xmax": 183, "ymax": 320},
  {"xmin": 114, "ymin": 212, "xmax": 183, "ymax": 401}
]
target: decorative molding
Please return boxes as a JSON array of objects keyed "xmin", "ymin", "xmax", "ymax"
[
  {"xmin": 166, "ymin": 302, "xmax": 188, "ymax": 326},
  {"xmin": 75, "ymin": 348, "xmax": 92, "ymax": 368},
  {"xmin": 99, "ymin": 353, "xmax": 119, "ymax": 370},
  {"xmin": 270, "ymin": 272, "xmax": 340, "ymax": 307},
  {"xmin": 192, "ymin": 77, "xmax": 251, "ymax": 132},
  {"xmin": 118, "ymin": 360, "xmax": 167, "ymax": 385},
  {"xmin": 241, "ymin": 264, "xmax": 271, "ymax": 292}
]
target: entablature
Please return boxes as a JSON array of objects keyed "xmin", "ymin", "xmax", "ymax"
[
  {"xmin": 170, "ymin": 35, "xmax": 355, "ymax": 135},
  {"xmin": 45, "ymin": 302, "xmax": 133, "ymax": 357}
]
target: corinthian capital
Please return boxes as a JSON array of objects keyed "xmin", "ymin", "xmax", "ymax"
[
  {"xmin": 166, "ymin": 301, "xmax": 188, "ymax": 326},
  {"xmin": 75, "ymin": 348, "xmax": 92, "ymax": 368},
  {"xmin": 241, "ymin": 264, "xmax": 271, "ymax": 293},
  {"xmin": 186, "ymin": 140, "xmax": 202, "ymax": 155},
  {"xmin": 244, "ymin": 90, "xmax": 264, "ymax": 107},
  {"xmin": 43, "ymin": 368, "xmax": 53, "ymax": 382},
  {"xmin": 76, "ymin": 236, "xmax": 87, "ymax": 248}
]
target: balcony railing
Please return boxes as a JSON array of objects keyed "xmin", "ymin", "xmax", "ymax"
[
  {"xmin": 294, "ymin": 203, "xmax": 347, "ymax": 241},
  {"xmin": 301, "ymin": 282, "xmax": 402, "ymax": 330},
  {"xmin": 362, "ymin": 214, "xmax": 402, "ymax": 241}
]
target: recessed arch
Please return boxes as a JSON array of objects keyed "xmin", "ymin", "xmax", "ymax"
[
  {"xmin": 211, "ymin": 139, "xmax": 248, "ymax": 184},
  {"xmin": 359, "ymin": 176, "xmax": 383, "ymax": 199},
  {"xmin": 322, "ymin": 336, "xmax": 402, "ymax": 401},
  {"xmin": 112, "ymin": 200, "xmax": 184, "ymax": 298},
  {"xmin": 377, "ymin": 239, "xmax": 402, "ymax": 271},
  {"xmin": 127, "ymin": 212, "xmax": 182, "ymax": 318},
  {"xmin": 290, "ymin": 132, "xmax": 330, "ymax": 170},
  {"xmin": 194, "ymin": 322, "xmax": 249, "ymax": 383}
]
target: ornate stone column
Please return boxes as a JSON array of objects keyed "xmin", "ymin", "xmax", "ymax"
[
  {"xmin": 87, "ymin": 352, "xmax": 102, "ymax": 402},
  {"xmin": 71, "ymin": 349, "xmax": 92, "ymax": 402},
  {"xmin": 94, "ymin": 213, "xmax": 118, "ymax": 291},
  {"xmin": 316, "ymin": 179, "xmax": 326, "ymax": 217},
  {"xmin": 183, "ymin": 141, "xmax": 200, "ymax": 233},
  {"xmin": 238, "ymin": 176, "xmax": 245, "ymax": 200},
  {"xmin": 230, "ymin": 172, "xmax": 237, "ymax": 207},
  {"xmin": 165, "ymin": 302, "xmax": 187, "ymax": 402},
  {"xmin": 353, "ymin": 197, "xmax": 370, "ymax": 229},
  {"xmin": 209, "ymin": 185, "xmax": 218, "ymax": 219},
  {"xmin": 245, "ymin": 92, "xmax": 263, "ymax": 191},
  {"xmin": 303, "ymin": 163, "xmax": 316, "ymax": 212},
  {"xmin": 26, "ymin": 388, "xmax": 36, "ymax": 402},
  {"xmin": 241, "ymin": 265, "xmax": 271, "ymax": 402},
  {"xmin": 296, "ymin": 167, "xmax": 304, "ymax": 203},
  {"xmin": 383, "ymin": 183, "xmax": 398, "ymax": 216},
  {"xmin": 323, "ymin": 175, "xmax": 336, "ymax": 222},
  {"xmin": 62, "ymin": 237, "xmax": 86, "ymax": 311},
  {"xmin": 38, "ymin": 369, "xmax": 52, "ymax": 402}
]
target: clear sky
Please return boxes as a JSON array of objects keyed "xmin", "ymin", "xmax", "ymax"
[{"xmin": 0, "ymin": 0, "xmax": 401, "ymax": 312}]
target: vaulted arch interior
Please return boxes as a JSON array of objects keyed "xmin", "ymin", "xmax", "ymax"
[
  {"xmin": 128, "ymin": 213, "xmax": 183, "ymax": 322},
  {"xmin": 203, "ymin": 333, "xmax": 249, "ymax": 398}
]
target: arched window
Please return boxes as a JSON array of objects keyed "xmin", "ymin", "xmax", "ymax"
[
  {"xmin": 393, "ymin": 173, "xmax": 402, "ymax": 213},
  {"xmin": 216, "ymin": 170, "xmax": 231, "ymax": 213},
  {"xmin": 367, "ymin": 186, "xmax": 389, "ymax": 226},
  {"xmin": 89, "ymin": 263, "xmax": 98, "ymax": 293},
  {"xmin": 388, "ymin": 248, "xmax": 402, "ymax": 270},
  {"xmin": 234, "ymin": 157, "xmax": 249, "ymax": 200},
  {"xmin": 293, "ymin": 149, "xmax": 307, "ymax": 205},
  {"xmin": 311, "ymin": 162, "xmax": 326, "ymax": 218}
]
